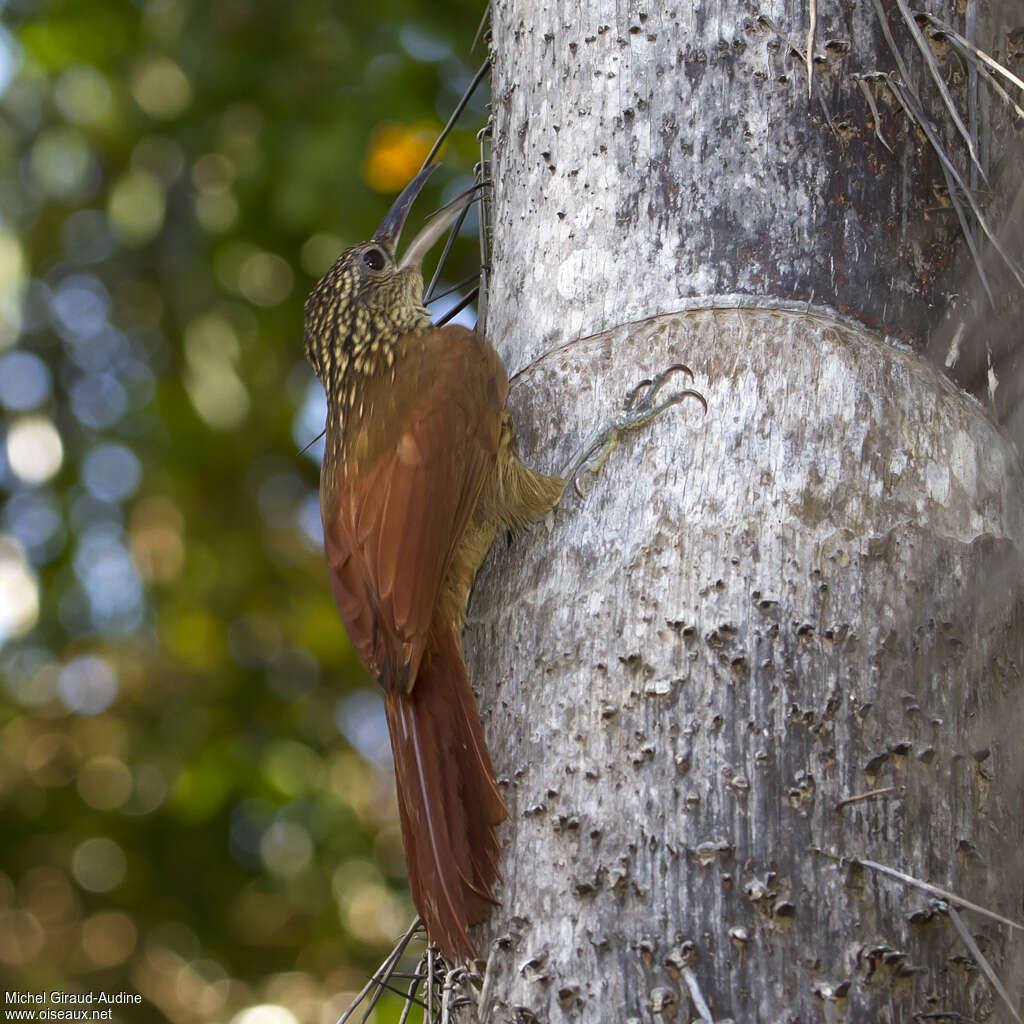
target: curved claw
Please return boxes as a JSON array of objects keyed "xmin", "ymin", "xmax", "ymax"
[
  {"xmin": 686, "ymin": 388, "xmax": 708, "ymax": 414},
  {"xmin": 568, "ymin": 432, "xmax": 617, "ymax": 497},
  {"xmin": 620, "ymin": 386, "xmax": 708, "ymax": 434},
  {"xmin": 647, "ymin": 364, "xmax": 695, "ymax": 393},
  {"xmin": 657, "ymin": 362, "xmax": 696, "ymax": 384},
  {"xmin": 655, "ymin": 387, "xmax": 708, "ymax": 417},
  {"xmin": 624, "ymin": 364, "xmax": 699, "ymax": 413},
  {"xmin": 562, "ymin": 366, "xmax": 708, "ymax": 502},
  {"xmin": 622, "ymin": 378, "xmax": 653, "ymax": 409}
]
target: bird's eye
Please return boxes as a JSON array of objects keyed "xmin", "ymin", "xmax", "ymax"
[{"xmin": 363, "ymin": 248, "xmax": 385, "ymax": 271}]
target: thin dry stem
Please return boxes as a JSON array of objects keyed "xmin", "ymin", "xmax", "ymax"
[
  {"xmin": 946, "ymin": 905, "xmax": 1024, "ymax": 1024},
  {"xmin": 853, "ymin": 74, "xmax": 895, "ymax": 152},
  {"xmin": 476, "ymin": 122, "xmax": 492, "ymax": 332},
  {"xmin": 336, "ymin": 919, "xmax": 444, "ymax": 1024},
  {"xmin": 892, "ymin": 0, "xmax": 988, "ymax": 183},
  {"xmin": 836, "ymin": 785, "xmax": 897, "ymax": 809},
  {"xmin": 814, "ymin": 851, "xmax": 1024, "ymax": 932},
  {"xmin": 682, "ymin": 966, "xmax": 714, "ymax": 1023},
  {"xmin": 920, "ymin": 19, "xmax": 1024, "ymax": 121},
  {"xmin": 886, "ymin": 75, "xmax": 1023, "ymax": 295},
  {"xmin": 914, "ymin": 11, "xmax": 1024, "ymax": 98},
  {"xmin": 870, "ymin": 0, "xmax": 914, "ymax": 87},
  {"xmin": 806, "ymin": 0, "xmax": 816, "ymax": 98},
  {"xmin": 758, "ymin": 15, "xmax": 835, "ymax": 132},
  {"xmin": 420, "ymin": 58, "xmax": 490, "ymax": 172}
]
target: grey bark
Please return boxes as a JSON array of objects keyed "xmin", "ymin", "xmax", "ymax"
[{"xmin": 461, "ymin": 1, "xmax": 1024, "ymax": 1022}]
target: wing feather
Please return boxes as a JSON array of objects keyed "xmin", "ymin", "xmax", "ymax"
[{"xmin": 320, "ymin": 326, "xmax": 507, "ymax": 692}]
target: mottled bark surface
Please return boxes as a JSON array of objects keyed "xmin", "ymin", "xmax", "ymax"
[
  {"xmin": 461, "ymin": 0, "xmax": 1024, "ymax": 1021},
  {"xmin": 465, "ymin": 310, "xmax": 1024, "ymax": 1022},
  {"xmin": 484, "ymin": 0, "xmax": 1022, "ymax": 394},
  {"xmin": 486, "ymin": 0, "xmax": 968, "ymax": 357}
]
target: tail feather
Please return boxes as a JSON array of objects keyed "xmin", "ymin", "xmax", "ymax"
[{"xmin": 385, "ymin": 624, "xmax": 507, "ymax": 959}]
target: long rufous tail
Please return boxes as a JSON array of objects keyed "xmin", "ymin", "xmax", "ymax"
[{"xmin": 384, "ymin": 623, "xmax": 508, "ymax": 960}]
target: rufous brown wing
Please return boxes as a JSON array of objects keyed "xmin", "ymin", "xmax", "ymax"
[{"xmin": 320, "ymin": 325, "xmax": 510, "ymax": 957}]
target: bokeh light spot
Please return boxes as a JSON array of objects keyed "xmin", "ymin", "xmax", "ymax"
[
  {"xmin": 0, "ymin": 351, "xmax": 52, "ymax": 410},
  {"xmin": 262, "ymin": 741, "xmax": 324, "ymax": 798},
  {"xmin": 122, "ymin": 763, "xmax": 167, "ymax": 816},
  {"xmin": 176, "ymin": 957, "xmax": 230, "ymax": 1015},
  {"xmin": 238, "ymin": 251, "xmax": 293, "ymax": 308},
  {"xmin": 54, "ymin": 65, "xmax": 111, "ymax": 124},
  {"xmin": 213, "ymin": 240, "xmax": 258, "ymax": 294},
  {"xmin": 192, "ymin": 152, "xmax": 235, "ymax": 193},
  {"xmin": 332, "ymin": 860, "xmax": 405, "ymax": 944},
  {"xmin": 71, "ymin": 837, "xmax": 127, "ymax": 893},
  {"xmin": 19, "ymin": 866, "xmax": 76, "ymax": 926},
  {"xmin": 398, "ymin": 25, "xmax": 453, "ymax": 63},
  {"xmin": 0, "ymin": 535, "xmax": 39, "ymax": 645},
  {"xmin": 292, "ymin": 378, "xmax": 327, "ymax": 465},
  {"xmin": 81, "ymin": 910, "xmax": 137, "ymax": 967},
  {"xmin": 25, "ymin": 731, "xmax": 80, "ymax": 787},
  {"xmin": 72, "ymin": 525, "xmax": 144, "ymax": 632},
  {"xmin": 0, "ymin": 229, "xmax": 26, "ymax": 351},
  {"xmin": 30, "ymin": 127, "xmax": 95, "ymax": 199},
  {"xmin": 296, "ymin": 493, "xmax": 323, "ymax": 550},
  {"xmin": 77, "ymin": 755, "xmax": 134, "ymax": 810},
  {"xmin": 342, "ymin": 883, "xmax": 405, "ymax": 944},
  {"xmin": 107, "ymin": 170, "xmax": 166, "ymax": 245},
  {"xmin": 130, "ymin": 496, "xmax": 185, "ymax": 584},
  {"xmin": 229, "ymin": 799, "xmax": 275, "ymax": 870},
  {"xmin": 231, "ymin": 1005, "xmax": 298, "ymax": 1024},
  {"xmin": 70, "ymin": 372, "xmax": 127, "ymax": 429},
  {"xmin": 195, "ymin": 192, "xmax": 239, "ymax": 234},
  {"xmin": 183, "ymin": 312, "xmax": 249, "ymax": 430},
  {"xmin": 0, "ymin": 909, "xmax": 44, "ymax": 966},
  {"xmin": 131, "ymin": 56, "xmax": 192, "ymax": 119},
  {"xmin": 0, "ymin": 24, "xmax": 22, "ymax": 97},
  {"xmin": 335, "ymin": 690, "xmax": 391, "ymax": 771},
  {"xmin": 81, "ymin": 443, "xmax": 142, "ymax": 503},
  {"xmin": 52, "ymin": 274, "xmax": 111, "ymax": 340},
  {"xmin": 259, "ymin": 821, "xmax": 313, "ymax": 877},
  {"xmin": 363, "ymin": 124, "xmax": 434, "ymax": 193},
  {"xmin": 6, "ymin": 416, "xmax": 63, "ymax": 484},
  {"xmin": 132, "ymin": 135, "xmax": 186, "ymax": 185},
  {"xmin": 183, "ymin": 311, "xmax": 237, "ymax": 360},
  {"xmin": 1, "ymin": 645, "xmax": 59, "ymax": 705},
  {"xmin": 0, "ymin": 230, "xmax": 25, "ymax": 289},
  {"xmin": 299, "ymin": 233, "xmax": 342, "ymax": 277},
  {"xmin": 4, "ymin": 490, "xmax": 64, "ymax": 564},
  {"xmin": 58, "ymin": 654, "xmax": 119, "ymax": 715}
]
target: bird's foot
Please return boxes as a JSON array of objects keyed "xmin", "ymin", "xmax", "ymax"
[{"xmin": 563, "ymin": 363, "xmax": 707, "ymax": 498}]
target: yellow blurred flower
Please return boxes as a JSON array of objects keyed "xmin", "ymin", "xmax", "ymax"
[{"xmin": 362, "ymin": 123, "xmax": 435, "ymax": 193}]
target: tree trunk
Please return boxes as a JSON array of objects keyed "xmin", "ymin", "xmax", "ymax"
[{"xmin": 462, "ymin": 1, "xmax": 1024, "ymax": 1021}]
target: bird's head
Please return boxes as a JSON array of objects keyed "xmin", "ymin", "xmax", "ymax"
[{"xmin": 303, "ymin": 164, "xmax": 475, "ymax": 383}]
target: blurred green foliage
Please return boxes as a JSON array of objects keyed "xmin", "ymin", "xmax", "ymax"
[{"xmin": 0, "ymin": 0, "xmax": 487, "ymax": 1020}]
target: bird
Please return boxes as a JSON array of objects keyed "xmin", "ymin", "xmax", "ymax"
[{"xmin": 303, "ymin": 164, "xmax": 566, "ymax": 960}]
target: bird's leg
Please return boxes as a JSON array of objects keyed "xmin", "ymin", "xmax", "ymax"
[{"xmin": 562, "ymin": 363, "xmax": 707, "ymax": 498}]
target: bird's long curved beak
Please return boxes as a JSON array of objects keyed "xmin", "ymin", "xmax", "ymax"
[
  {"xmin": 398, "ymin": 184, "xmax": 480, "ymax": 271},
  {"xmin": 374, "ymin": 163, "xmax": 440, "ymax": 250}
]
